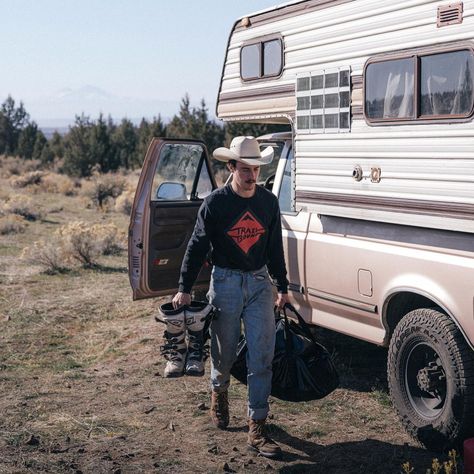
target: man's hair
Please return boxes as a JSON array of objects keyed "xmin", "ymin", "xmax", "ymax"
[{"xmin": 227, "ymin": 159, "xmax": 237, "ymax": 169}]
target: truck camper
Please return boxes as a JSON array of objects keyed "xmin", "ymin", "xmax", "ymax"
[{"xmin": 129, "ymin": 0, "xmax": 474, "ymax": 450}]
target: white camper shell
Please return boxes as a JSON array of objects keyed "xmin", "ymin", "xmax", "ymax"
[{"xmin": 129, "ymin": 0, "xmax": 474, "ymax": 452}]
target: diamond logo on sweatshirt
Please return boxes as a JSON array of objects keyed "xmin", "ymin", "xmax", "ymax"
[{"xmin": 227, "ymin": 211, "xmax": 266, "ymax": 255}]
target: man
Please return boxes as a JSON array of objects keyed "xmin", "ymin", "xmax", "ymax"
[{"xmin": 172, "ymin": 136, "xmax": 289, "ymax": 459}]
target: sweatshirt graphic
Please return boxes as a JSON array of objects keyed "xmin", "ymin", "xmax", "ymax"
[{"xmin": 226, "ymin": 210, "xmax": 266, "ymax": 255}]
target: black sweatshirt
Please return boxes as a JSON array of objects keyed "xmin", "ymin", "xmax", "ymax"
[{"xmin": 178, "ymin": 184, "xmax": 288, "ymax": 294}]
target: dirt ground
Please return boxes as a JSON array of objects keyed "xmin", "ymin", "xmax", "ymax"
[{"xmin": 0, "ymin": 178, "xmax": 457, "ymax": 473}]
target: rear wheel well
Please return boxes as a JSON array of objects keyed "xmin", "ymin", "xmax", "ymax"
[{"xmin": 384, "ymin": 292, "xmax": 443, "ymax": 343}]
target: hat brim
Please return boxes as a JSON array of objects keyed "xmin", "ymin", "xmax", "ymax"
[{"xmin": 213, "ymin": 145, "xmax": 274, "ymax": 166}]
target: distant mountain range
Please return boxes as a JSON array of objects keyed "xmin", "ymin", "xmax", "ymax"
[{"xmin": 22, "ymin": 85, "xmax": 216, "ymax": 131}]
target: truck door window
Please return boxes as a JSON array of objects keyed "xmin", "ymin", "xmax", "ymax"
[
  {"xmin": 151, "ymin": 143, "xmax": 210, "ymax": 201},
  {"xmin": 279, "ymin": 147, "xmax": 293, "ymax": 213}
]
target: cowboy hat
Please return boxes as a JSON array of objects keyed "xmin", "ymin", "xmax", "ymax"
[{"xmin": 213, "ymin": 136, "xmax": 273, "ymax": 166}]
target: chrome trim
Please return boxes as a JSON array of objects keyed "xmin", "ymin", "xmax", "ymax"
[{"xmin": 308, "ymin": 288, "xmax": 377, "ymax": 313}]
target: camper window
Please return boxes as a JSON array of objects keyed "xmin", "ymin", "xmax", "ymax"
[
  {"xmin": 420, "ymin": 50, "xmax": 474, "ymax": 117},
  {"xmin": 365, "ymin": 58, "xmax": 415, "ymax": 120},
  {"xmin": 241, "ymin": 37, "xmax": 282, "ymax": 81},
  {"xmin": 365, "ymin": 48, "xmax": 474, "ymax": 122}
]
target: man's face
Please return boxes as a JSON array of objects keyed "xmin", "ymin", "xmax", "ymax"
[{"xmin": 231, "ymin": 161, "xmax": 261, "ymax": 192}]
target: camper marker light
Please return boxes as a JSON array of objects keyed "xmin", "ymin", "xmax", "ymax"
[{"xmin": 241, "ymin": 17, "xmax": 250, "ymax": 28}]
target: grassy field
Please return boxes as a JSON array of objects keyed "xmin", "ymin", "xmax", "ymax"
[{"xmin": 0, "ymin": 162, "xmax": 456, "ymax": 473}]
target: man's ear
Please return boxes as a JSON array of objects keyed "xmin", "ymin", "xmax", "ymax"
[{"xmin": 227, "ymin": 162, "xmax": 235, "ymax": 172}]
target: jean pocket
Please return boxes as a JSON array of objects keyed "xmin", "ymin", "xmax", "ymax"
[
  {"xmin": 211, "ymin": 267, "xmax": 227, "ymax": 282},
  {"xmin": 251, "ymin": 270, "xmax": 268, "ymax": 282}
]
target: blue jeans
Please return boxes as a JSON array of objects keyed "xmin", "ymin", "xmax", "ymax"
[{"xmin": 207, "ymin": 265, "xmax": 275, "ymax": 420}]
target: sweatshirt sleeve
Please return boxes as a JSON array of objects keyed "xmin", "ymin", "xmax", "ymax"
[
  {"xmin": 178, "ymin": 200, "xmax": 212, "ymax": 293},
  {"xmin": 266, "ymin": 200, "xmax": 289, "ymax": 294}
]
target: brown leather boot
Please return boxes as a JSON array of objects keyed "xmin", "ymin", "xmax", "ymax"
[
  {"xmin": 247, "ymin": 418, "xmax": 282, "ymax": 459},
  {"xmin": 210, "ymin": 390, "xmax": 229, "ymax": 429}
]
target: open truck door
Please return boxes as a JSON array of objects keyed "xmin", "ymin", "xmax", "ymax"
[{"xmin": 128, "ymin": 138, "xmax": 217, "ymax": 300}]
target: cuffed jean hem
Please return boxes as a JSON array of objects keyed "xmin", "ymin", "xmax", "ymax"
[
  {"xmin": 210, "ymin": 382, "xmax": 230, "ymax": 393},
  {"xmin": 248, "ymin": 406, "xmax": 269, "ymax": 420}
]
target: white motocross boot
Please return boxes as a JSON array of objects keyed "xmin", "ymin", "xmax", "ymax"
[
  {"xmin": 184, "ymin": 301, "xmax": 214, "ymax": 376},
  {"xmin": 156, "ymin": 303, "xmax": 186, "ymax": 378}
]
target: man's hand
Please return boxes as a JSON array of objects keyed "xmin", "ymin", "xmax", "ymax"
[
  {"xmin": 172, "ymin": 292, "xmax": 191, "ymax": 309},
  {"xmin": 275, "ymin": 293, "xmax": 289, "ymax": 310}
]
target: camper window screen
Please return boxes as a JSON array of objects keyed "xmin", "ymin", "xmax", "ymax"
[
  {"xmin": 241, "ymin": 38, "xmax": 282, "ymax": 80},
  {"xmin": 296, "ymin": 68, "xmax": 351, "ymax": 133}
]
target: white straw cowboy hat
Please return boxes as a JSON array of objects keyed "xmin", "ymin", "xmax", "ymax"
[{"xmin": 213, "ymin": 136, "xmax": 274, "ymax": 166}]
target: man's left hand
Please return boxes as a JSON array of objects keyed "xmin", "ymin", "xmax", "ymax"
[{"xmin": 275, "ymin": 293, "xmax": 289, "ymax": 309}]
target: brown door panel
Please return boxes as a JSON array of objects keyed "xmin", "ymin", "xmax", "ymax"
[{"xmin": 147, "ymin": 201, "xmax": 210, "ymax": 293}]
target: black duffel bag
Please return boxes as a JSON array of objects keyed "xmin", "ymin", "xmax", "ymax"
[{"xmin": 230, "ymin": 303, "xmax": 339, "ymax": 402}]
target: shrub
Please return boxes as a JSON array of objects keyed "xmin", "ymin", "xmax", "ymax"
[
  {"xmin": 92, "ymin": 223, "xmax": 124, "ymax": 255},
  {"xmin": 82, "ymin": 173, "xmax": 126, "ymax": 209},
  {"xmin": 39, "ymin": 172, "xmax": 76, "ymax": 196},
  {"xmin": 114, "ymin": 188, "xmax": 134, "ymax": 215},
  {"xmin": 1, "ymin": 194, "xmax": 43, "ymax": 221},
  {"xmin": 10, "ymin": 170, "xmax": 44, "ymax": 188},
  {"xmin": 0, "ymin": 156, "xmax": 41, "ymax": 178},
  {"xmin": 56, "ymin": 221, "xmax": 102, "ymax": 267},
  {"xmin": 21, "ymin": 240, "xmax": 67, "ymax": 274},
  {"xmin": 55, "ymin": 221, "xmax": 124, "ymax": 267},
  {"xmin": 0, "ymin": 215, "xmax": 26, "ymax": 235}
]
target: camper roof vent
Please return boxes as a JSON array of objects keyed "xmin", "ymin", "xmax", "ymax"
[{"xmin": 437, "ymin": 3, "xmax": 463, "ymax": 27}]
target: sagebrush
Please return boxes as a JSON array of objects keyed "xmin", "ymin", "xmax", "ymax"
[
  {"xmin": 0, "ymin": 194, "xmax": 43, "ymax": 221},
  {"xmin": 22, "ymin": 221, "xmax": 125, "ymax": 271}
]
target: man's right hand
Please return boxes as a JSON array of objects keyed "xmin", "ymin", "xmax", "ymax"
[{"xmin": 172, "ymin": 292, "xmax": 191, "ymax": 309}]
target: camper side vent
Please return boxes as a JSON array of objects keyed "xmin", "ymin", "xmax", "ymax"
[
  {"xmin": 296, "ymin": 67, "xmax": 351, "ymax": 134},
  {"xmin": 437, "ymin": 3, "xmax": 463, "ymax": 27}
]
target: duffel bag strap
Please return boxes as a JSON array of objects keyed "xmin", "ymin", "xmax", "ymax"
[{"xmin": 283, "ymin": 303, "xmax": 318, "ymax": 344}]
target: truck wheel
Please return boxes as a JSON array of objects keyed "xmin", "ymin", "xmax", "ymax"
[{"xmin": 388, "ymin": 308, "xmax": 474, "ymax": 451}]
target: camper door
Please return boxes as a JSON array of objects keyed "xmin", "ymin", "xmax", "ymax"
[{"xmin": 128, "ymin": 139, "xmax": 216, "ymax": 300}]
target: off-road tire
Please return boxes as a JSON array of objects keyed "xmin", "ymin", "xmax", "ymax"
[{"xmin": 388, "ymin": 308, "xmax": 474, "ymax": 451}]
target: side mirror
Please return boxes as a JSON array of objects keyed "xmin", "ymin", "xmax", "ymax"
[{"xmin": 155, "ymin": 182, "xmax": 187, "ymax": 200}]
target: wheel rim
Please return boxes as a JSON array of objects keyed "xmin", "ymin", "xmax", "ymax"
[{"xmin": 404, "ymin": 342, "xmax": 447, "ymax": 419}]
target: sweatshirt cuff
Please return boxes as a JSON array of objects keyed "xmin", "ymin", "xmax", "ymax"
[{"xmin": 178, "ymin": 284, "xmax": 191, "ymax": 294}]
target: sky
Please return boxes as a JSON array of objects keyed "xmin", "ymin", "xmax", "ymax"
[{"xmin": 0, "ymin": 0, "xmax": 285, "ymax": 127}]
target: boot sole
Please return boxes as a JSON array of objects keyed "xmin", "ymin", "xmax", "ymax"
[
  {"xmin": 163, "ymin": 372, "xmax": 184, "ymax": 378},
  {"xmin": 185, "ymin": 369, "xmax": 205, "ymax": 377},
  {"xmin": 247, "ymin": 444, "xmax": 282, "ymax": 460}
]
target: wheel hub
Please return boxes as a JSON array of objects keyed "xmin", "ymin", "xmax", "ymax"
[
  {"xmin": 405, "ymin": 344, "xmax": 447, "ymax": 419},
  {"xmin": 416, "ymin": 361, "xmax": 446, "ymax": 392}
]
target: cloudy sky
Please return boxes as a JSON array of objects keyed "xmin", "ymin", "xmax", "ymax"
[{"xmin": 0, "ymin": 0, "xmax": 285, "ymax": 126}]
